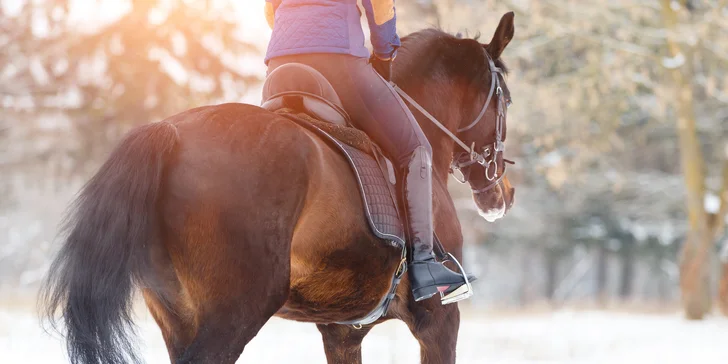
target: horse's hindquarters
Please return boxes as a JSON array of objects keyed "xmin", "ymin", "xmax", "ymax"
[{"xmin": 146, "ymin": 104, "xmax": 320, "ymax": 360}]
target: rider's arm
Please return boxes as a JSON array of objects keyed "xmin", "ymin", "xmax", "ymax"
[
  {"xmin": 361, "ymin": 0, "xmax": 401, "ymax": 60},
  {"xmin": 265, "ymin": 0, "xmax": 280, "ymax": 29}
]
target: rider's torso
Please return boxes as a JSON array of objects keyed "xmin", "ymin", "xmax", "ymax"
[{"xmin": 264, "ymin": 0, "xmax": 370, "ymax": 64}]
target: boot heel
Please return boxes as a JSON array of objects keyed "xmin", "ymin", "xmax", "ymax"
[{"xmin": 412, "ymin": 285, "xmax": 441, "ymax": 301}]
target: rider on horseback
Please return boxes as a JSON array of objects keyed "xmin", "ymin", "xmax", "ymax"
[{"xmin": 264, "ymin": 0, "xmax": 472, "ymax": 302}]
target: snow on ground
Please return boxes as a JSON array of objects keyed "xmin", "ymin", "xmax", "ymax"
[{"xmin": 1, "ymin": 304, "xmax": 727, "ymax": 363}]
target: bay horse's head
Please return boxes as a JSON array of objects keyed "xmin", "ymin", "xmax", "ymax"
[{"xmin": 395, "ymin": 12, "xmax": 517, "ymax": 222}]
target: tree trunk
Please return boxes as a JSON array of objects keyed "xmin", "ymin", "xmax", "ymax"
[
  {"xmin": 545, "ymin": 248, "xmax": 558, "ymax": 301},
  {"xmin": 715, "ymin": 161, "xmax": 728, "ymax": 315},
  {"xmin": 653, "ymin": 253, "xmax": 670, "ymax": 302},
  {"xmin": 679, "ymin": 232, "xmax": 714, "ymax": 318},
  {"xmin": 661, "ymin": 0, "xmax": 714, "ymax": 320},
  {"xmin": 619, "ymin": 239, "xmax": 635, "ymax": 299},
  {"xmin": 719, "ymin": 254, "xmax": 728, "ymax": 316},
  {"xmin": 596, "ymin": 243, "xmax": 608, "ymax": 306}
]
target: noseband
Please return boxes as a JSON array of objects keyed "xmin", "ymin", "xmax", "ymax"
[{"xmin": 392, "ymin": 52, "xmax": 512, "ymax": 194}]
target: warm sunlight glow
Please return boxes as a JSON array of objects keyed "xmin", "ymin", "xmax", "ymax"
[
  {"xmin": 231, "ymin": 1, "xmax": 272, "ymax": 46},
  {"xmin": 55, "ymin": 0, "xmax": 272, "ymax": 47}
]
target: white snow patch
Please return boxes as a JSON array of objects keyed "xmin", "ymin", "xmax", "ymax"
[
  {"xmin": 171, "ymin": 31, "xmax": 188, "ymax": 57},
  {"xmin": 1, "ymin": 0, "xmax": 23, "ymax": 16},
  {"xmin": 541, "ymin": 150, "xmax": 562, "ymax": 167},
  {"xmin": 632, "ymin": 223, "xmax": 648, "ymax": 242},
  {"xmin": 29, "ymin": 58, "xmax": 50, "ymax": 85},
  {"xmin": 662, "ymin": 53, "xmax": 685, "ymax": 69},
  {"xmin": 149, "ymin": 48, "xmax": 188, "ymax": 85},
  {"xmin": 659, "ymin": 222, "xmax": 676, "ymax": 245},
  {"xmin": 3, "ymin": 307, "xmax": 728, "ymax": 363},
  {"xmin": 705, "ymin": 193, "xmax": 720, "ymax": 214},
  {"xmin": 31, "ymin": 7, "xmax": 50, "ymax": 37}
]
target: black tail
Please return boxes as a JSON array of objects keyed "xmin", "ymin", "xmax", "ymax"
[{"xmin": 39, "ymin": 121, "xmax": 179, "ymax": 364}]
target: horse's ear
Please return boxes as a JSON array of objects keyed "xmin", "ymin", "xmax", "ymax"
[{"xmin": 485, "ymin": 12, "xmax": 515, "ymax": 59}]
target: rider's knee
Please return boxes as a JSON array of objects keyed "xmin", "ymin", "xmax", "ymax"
[
  {"xmin": 414, "ymin": 138, "xmax": 433, "ymax": 159},
  {"xmin": 420, "ymin": 139, "xmax": 433, "ymax": 157},
  {"xmin": 398, "ymin": 141, "xmax": 432, "ymax": 168}
]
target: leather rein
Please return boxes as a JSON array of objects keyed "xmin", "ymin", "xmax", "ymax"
[{"xmin": 391, "ymin": 52, "xmax": 512, "ymax": 194}]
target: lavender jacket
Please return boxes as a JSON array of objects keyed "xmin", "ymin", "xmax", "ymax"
[{"xmin": 264, "ymin": 0, "xmax": 401, "ymax": 64}]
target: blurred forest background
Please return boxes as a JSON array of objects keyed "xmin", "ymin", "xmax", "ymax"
[{"xmin": 1, "ymin": 0, "xmax": 728, "ymax": 321}]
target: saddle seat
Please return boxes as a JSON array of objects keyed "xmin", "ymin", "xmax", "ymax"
[{"xmin": 261, "ymin": 63, "xmax": 351, "ymax": 126}]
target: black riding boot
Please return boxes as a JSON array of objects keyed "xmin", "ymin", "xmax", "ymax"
[{"xmin": 403, "ymin": 146, "xmax": 471, "ymax": 302}]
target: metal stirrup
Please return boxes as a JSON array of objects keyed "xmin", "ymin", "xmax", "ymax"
[{"xmin": 440, "ymin": 253, "xmax": 473, "ymax": 305}]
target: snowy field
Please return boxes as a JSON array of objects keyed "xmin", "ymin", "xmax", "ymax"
[{"xmin": 2, "ymin": 303, "xmax": 727, "ymax": 364}]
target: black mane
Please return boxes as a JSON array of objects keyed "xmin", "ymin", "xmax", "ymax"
[{"xmin": 396, "ymin": 28, "xmax": 508, "ymax": 92}]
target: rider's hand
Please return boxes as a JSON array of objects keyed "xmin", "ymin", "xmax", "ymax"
[{"xmin": 370, "ymin": 51, "xmax": 396, "ymax": 82}]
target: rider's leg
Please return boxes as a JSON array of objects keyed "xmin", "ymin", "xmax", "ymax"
[{"xmin": 267, "ymin": 54, "xmax": 469, "ymax": 301}]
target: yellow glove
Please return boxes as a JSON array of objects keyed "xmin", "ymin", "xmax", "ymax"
[
  {"xmin": 265, "ymin": 2, "xmax": 275, "ymax": 29},
  {"xmin": 372, "ymin": 0, "xmax": 395, "ymax": 25}
]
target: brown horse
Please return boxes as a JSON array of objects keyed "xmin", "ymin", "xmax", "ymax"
[{"xmin": 40, "ymin": 12, "xmax": 516, "ymax": 364}]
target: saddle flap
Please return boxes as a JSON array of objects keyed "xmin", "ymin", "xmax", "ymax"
[{"xmin": 276, "ymin": 110, "xmax": 405, "ymax": 247}]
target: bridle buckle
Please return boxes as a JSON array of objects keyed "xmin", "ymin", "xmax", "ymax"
[{"xmin": 495, "ymin": 140, "xmax": 505, "ymax": 153}]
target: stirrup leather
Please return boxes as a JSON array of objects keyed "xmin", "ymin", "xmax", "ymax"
[{"xmin": 439, "ymin": 253, "xmax": 473, "ymax": 305}]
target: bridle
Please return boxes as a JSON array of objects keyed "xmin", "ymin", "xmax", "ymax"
[{"xmin": 391, "ymin": 51, "xmax": 513, "ymax": 194}]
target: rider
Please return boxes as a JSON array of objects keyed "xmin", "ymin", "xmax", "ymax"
[{"xmin": 263, "ymin": 0, "xmax": 470, "ymax": 302}]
